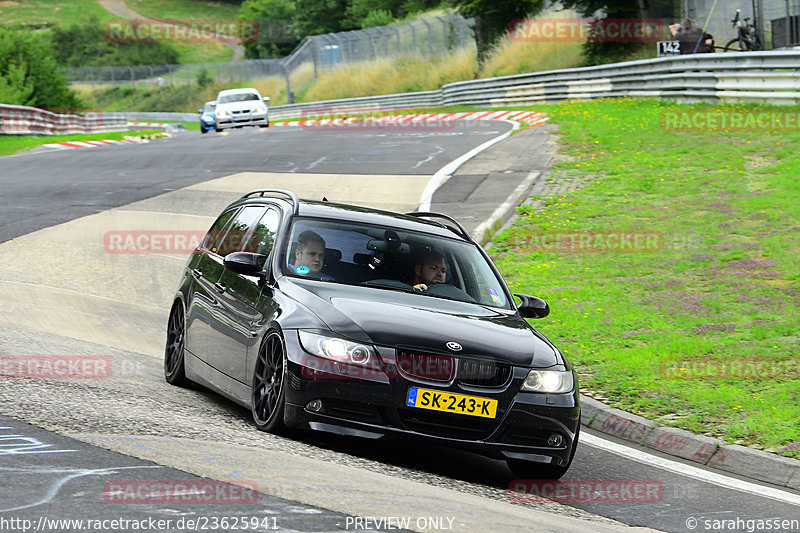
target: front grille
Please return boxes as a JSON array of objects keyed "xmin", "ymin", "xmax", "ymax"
[
  {"xmin": 458, "ymin": 359, "xmax": 512, "ymax": 388},
  {"xmin": 399, "ymin": 409, "xmax": 497, "ymax": 440},
  {"xmin": 396, "ymin": 352, "xmax": 454, "ymax": 382},
  {"xmin": 323, "ymin": 399, "xmax": 382, "ymax": 424}
]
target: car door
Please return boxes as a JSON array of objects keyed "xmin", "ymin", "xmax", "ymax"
[
  {"xmin": 184, "ymin": 207, "xmax": 239, "ymax": 360},
  {"xmin": 207, "ymin": 206, "xmax": 280, "ymax": 383}
]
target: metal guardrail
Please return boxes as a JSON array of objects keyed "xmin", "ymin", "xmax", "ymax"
[
  {"xmin": 264, "ymin": 51, "xmax": 800, "ymax": 117},
  {"xmin": 0, "ymin": 105, "xmax": 128, "ymax": 135},
  {"xmin": 5, "ymin": 51, "xmax": 800, "ymax": 134}
]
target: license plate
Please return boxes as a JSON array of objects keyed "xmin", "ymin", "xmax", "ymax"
[{"xmin": 406, "ymin": 387, "xmax": 497, "ymax": 418}]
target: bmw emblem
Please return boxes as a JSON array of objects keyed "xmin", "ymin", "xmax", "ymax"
[{"xmin": 446, "ymin": 341, "xmax": 462, "ymax": 352}]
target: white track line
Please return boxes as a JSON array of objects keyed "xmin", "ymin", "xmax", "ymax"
[{"xmin": 581, "ymin": 432, "xmax": 800, "ymax": 506}]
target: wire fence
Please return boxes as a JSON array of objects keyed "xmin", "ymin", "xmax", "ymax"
[{"xmin": 65, "ymin": 14, "xmax": 475, "ymax": 101}]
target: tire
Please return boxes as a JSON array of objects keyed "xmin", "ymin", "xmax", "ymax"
[
  {"xmin": 215, "ymin": 127, "xmax": 222, "ymax": 133},
  {"xmin": 201, "ymin": 128, "xmax": 208, "ymax": 134},
  {"xmin": 724, "ymin": 37, "xmax": 745, "ymax": 52},
  {"xmin": 164, "ymin": 301, "xmax": 190, "ymax": 386},
  {"xmin": 506, "ymin": 425, "xmax": 579, "ymax": 480},
  {"xmin": 251, "ymin": 331, "xmax": 287, "ymax": 433}
]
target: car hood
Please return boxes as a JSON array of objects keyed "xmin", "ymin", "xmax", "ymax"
[{"xmin": 282, "ymin": 280, "xmax": 560, "ymax": 368}]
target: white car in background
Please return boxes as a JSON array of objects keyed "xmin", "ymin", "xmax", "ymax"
[{"xmin": 214, "ymin": 88, "xmax": 269, "ymax": 132}]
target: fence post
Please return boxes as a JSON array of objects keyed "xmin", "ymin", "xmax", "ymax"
[
  {"xmin": 436, "ymin": 16, "xmax": 448, "ymax": 50},
  {"xmin": 281, "ymin": 62, "xmax": 293, "ymax": 104},
  {"xmin": 312, "ymin": 37, "xmax": 318, "ymax": 79},
  {"xmin": 421, "ymin": 18, "xmax": 433, "ymax": 57},
  {"xmin": 405, "ymin": 21, "xmax": 417, "ymax": 54}
]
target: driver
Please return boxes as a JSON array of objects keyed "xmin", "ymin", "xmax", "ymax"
[
  {"xmin": 291, "ymin": 230, "xmax": 332, "ymax": 280},
  {"xmin": 411, "ymin": 251, "xmax": 446, "ymax": 291}
]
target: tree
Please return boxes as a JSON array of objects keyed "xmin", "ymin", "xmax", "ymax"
[
  {"xmin": 0, "ymin": 63, "xmax": 35, "ymax": 106},
  {"xmin": 448, "ymin": 0, "xmax": 545, "ymax": 61},
  {"xmin": 559, "ymin": 0, "xmax": 679, "ymax": 65},
  {"xmin": 293, "ymin": 0, "xmax": 358, "ymax": 37},
  {"xmin": 240, "ymin": 0, "xmax": 299, "ymax": 59},
  {"xmin": 0, "ymin": 27, "xmax": 82, "ymax": 109}
]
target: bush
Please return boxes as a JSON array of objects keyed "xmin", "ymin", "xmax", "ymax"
[
  {"xmin": 196, "ymin": 69, "xmax": 214, "ymax": 88},
  {"xmin": 361, "ymin": 9, "xmax": 393, "ymax": 28},
  {"xmin": 50, "ymin": 16, "xmax": 178, "ymax": 67}
]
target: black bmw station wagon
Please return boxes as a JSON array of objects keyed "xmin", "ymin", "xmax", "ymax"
[{"xmin": 165, "ymin": 189, "xmax": 580, "ymax": 478}]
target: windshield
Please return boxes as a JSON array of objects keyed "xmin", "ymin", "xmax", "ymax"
[
  {"xmin": 218, "ymin": 92, "xmax": 261, "ymax": 104},
  {"xmin": 203, "ymin": 102, "xmax": 216, "ymax": 112},
  {"xmin": 282, "ymin": 218, "xmax": 511, "ymax": 309}
]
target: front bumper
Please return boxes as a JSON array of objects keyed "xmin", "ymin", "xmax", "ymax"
[
  {"xmin": 282, "ymin": 332, "xmax": 580, "ymax": 465},
  {"xmin": 215, "ymin": 113, "xmax": 269, "ymax": 129}
]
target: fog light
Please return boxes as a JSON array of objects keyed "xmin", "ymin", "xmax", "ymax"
[
  {"xmin": 547, "ymin": 433, "xmax": 564, "ymax": 447},
  {"xmin": 306, "ymin": 399, "xmax": 323, "ymax": 412}
]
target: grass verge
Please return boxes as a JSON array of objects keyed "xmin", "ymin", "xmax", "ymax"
[
  {"xmin": 126, "ymin": 0, "xmax": 240, "ymax": 21},
  {"xmin": 0, "ymin": 130, "xmax": 159, "ymax": 157},
  {"xmin": 489, "ymin": 98, "xmax": 800, "ymax": 457},
  {"xmin": 0, "ymin": 0, "xmax": 116, "ymax": 26}
]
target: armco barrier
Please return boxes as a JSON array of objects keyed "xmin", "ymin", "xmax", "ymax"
[
  {"xmin": 7, "ymin": 51, "xmax": 800, "ymax": 130},
  {"xmin": 0, "ymin": 105, "xmax": 128, "ymax": 135},
  {"xmin": 263, "ymin": 51, "xmax": 800, "ymax": 119}
]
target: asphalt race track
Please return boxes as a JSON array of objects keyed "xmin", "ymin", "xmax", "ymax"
[{"xmin": 0, "ymin": 123, "xmax": 798, "ymax": 532}]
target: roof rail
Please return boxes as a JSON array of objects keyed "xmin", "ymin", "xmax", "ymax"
[
  {"xmin": 239, "ymin": 189, "xmax": 300, "ymax": 215},
  {"xmin": 406, "ymin": 211, "xmax": 471, "ymax": 241}
]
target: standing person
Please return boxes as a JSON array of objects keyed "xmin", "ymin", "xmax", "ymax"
[{"xmin": 674, "ymin": 19, "xmax": 710, "ymax": 54}]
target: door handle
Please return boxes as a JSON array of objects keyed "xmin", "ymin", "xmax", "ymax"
[
  {"xmin": 192, "ymin": 268, "xmax": 202, "ymax": 279},
  {"xmin": 214, "ymin": 282, "xmax": 226, "ymax": 293}
]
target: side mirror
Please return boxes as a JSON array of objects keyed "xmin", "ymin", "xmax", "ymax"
[
  {"xmin": 263, "ymin": 97, "xmax": 271, "ymax": 103},
  {"xmin": 515, "ymin": 293, "xmax": 550, "ymax": 319},
  {"xmin": 198, "ymin": 109, "xmax": 203, "ymax": 113},
  {"xmin": 224, "ymin": 252, "xmax": 267, "ymax": 276}
]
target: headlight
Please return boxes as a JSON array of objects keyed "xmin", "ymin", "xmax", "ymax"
[
  {"xmin": 298, "ymin": 331, "xmax": 374, "ymax": 365},
  {"xmin": 202, "ymin": 114, "xmax": 214, "ymax": 121},
  {"xmin": 216, "ymin": 110, "xmax": 230, "ymax": 118},
  {"xmin": 521, "ymin": 369, "xmax": 574, "ymax": 393},
  {"xmin": 253, "ymin": 106, "xmax": 265, "ymax": 114}
]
